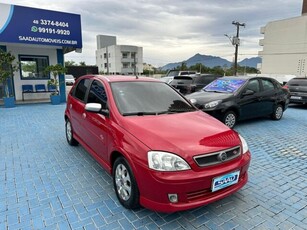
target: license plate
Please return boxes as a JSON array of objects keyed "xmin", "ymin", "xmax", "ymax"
[
  {"xmin": 212, "ymin": 171, "xmax": 240, "ymax": 192},
  {"xmin": 291, "ymin": 96, "xmax": 302, "ymax": 100}
]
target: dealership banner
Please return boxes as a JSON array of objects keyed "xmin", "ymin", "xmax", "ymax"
[{"xmin": 0, "ymin": 3, "xmax": 82, "ymax": 48}]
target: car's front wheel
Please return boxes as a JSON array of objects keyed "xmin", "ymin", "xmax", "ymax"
[
  {"xmin": 65, "ymin": 119, "xmax": 79, "ymax": 146},
  {"xmin": 223, "ymin": 110, "xmax": 237, "ymax": 128},
  {"xmin": 271, "ymin": 104, "xmax": 283, "ymax": 120},
  {"xmin": 113, "ymin": 157, "xmax": 140, "ymax": 209}
]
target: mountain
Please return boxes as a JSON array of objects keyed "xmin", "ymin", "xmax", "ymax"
[
  {"xmin": 238, "ymin": 57, "xmax": 261, "ymax": 68},
  {"xmin": 160, "ymin": 53, "xmax": 261, "ymax": 70}
]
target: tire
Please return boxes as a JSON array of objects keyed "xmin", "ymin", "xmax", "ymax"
[
  {"xmin": 65, "ymin": 119, "xmax": 79, "ymax": 146},
  {"xmin": 113, "ymin": 157, "xmax": 140, "ymax": 209},
  {"xmin": 271, "ymin": 104, "xmax": 283, "ymax": 120},
  {"xmin": 223, "ymin": 110, "xmax": 237, "ymax": 128}
]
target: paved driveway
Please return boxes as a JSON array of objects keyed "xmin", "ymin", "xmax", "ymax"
[{"xmin": 0, "ymin": 104, "xmax": 306, "ymax": 229}]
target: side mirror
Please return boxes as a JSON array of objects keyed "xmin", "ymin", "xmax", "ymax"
[
  {"xmin": 85, "ymin": 103, "xmax": 110, "ymax": 117},
  {"xmin": 85, "ymin": 103, "xmax": 102, "ymax": 112},
  {"xmin": 242, "ymin": 89, "xmax": 254, "ymax": 96}
]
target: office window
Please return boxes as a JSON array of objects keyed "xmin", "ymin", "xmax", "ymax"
[{"xmin": 19, "ymin": 55, "xmax": 49, "ymax": 79}]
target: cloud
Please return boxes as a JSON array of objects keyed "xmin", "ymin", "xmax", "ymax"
[{"xmin": 1, "ymin": 0, "xmax": 303, "ymax": 67}]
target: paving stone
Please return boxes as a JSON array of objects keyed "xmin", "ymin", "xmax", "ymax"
[{"xmin": 1, "ymin": 104, "xmax": 306, "ymax": 229}]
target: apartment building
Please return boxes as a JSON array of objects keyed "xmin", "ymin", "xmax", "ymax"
[
  {"xmin": 258, "ymin": 0, "xmax": 307, "ymax": 76},
  {"xmin": 96, "ymin": 35, "xmax": 143, "ymax": 75}
]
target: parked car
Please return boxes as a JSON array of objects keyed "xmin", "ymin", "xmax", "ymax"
[
  {"xmin": 65, "ymin": 74, "xmax": 75, "ymax": 85},
  {"xmin": 186, "ymin": 76, "xmax": 290, "ymax": 128},
  {"xmin": 284, "ymin": 77, "xmax": 307, "ymax": 104},
  {"xmin": 165, "ymin": 70, "xmax": 198, "ymax": 77},
  {"xmin": 170, "ymin": 74, "xmax": 221, "ymax": 95},
  {"xmin": 64, "ymin": 75, "xmax": 251, "ymax": 213}
]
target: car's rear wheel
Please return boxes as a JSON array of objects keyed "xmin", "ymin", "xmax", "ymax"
[
  {"xmin": 113, "ymin": 157, "xmax": 140, "ymax": 209},
  {"xmin": 271, "ymin": 104, "xmax": 283, "ymax": 120},
  {"xmin": 223, "ymin": 110, "xmax": 237, "ymax": 128},
  {"xmin": 65, "ymin": 119, "xmax": 78, "ymax": 146}
]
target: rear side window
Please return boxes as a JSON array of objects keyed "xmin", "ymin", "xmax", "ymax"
[
  {"xmin": 74, "ymin": 79, "xmax": 91, "ymax": 102},
  {"xmin": 261, "ymin": 79, "xmax": 275, "ymax": 91}
]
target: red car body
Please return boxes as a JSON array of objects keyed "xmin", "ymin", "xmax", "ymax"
[{"xmin": 64, "ymin": 75, "xmax": 251, "ymax": 213}]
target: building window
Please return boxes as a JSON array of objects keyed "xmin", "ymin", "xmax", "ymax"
[
  {"xmin": 122, "ymin": 53, "xmax": 128, "ymax": 58},
  {"xmin": 19, "ymin": 55, "xmax": 49, "ymax": 79},
  {"xmin": 109, "ymin": 53, "xmax": 111, "ymax": 58},
  {"xmin": 104, "ymin": 53, "xmax": 107, "ymax": 59},
  {"xmin": 104, "ymin": 63, "xmax": 107, "ymax": 68}
]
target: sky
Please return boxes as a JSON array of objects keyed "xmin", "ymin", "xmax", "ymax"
[{"xmin": 0, "ymin": 0, "xmax": 303, "ymax": 67}]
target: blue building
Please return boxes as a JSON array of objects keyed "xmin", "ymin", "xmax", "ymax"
[{"xmin": 0, "ymin": 3, "xmax": 82, "ymax": 103}]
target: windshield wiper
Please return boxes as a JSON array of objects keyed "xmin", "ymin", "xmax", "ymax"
[
  {"xmin": 205, "ymin": 90, "xmax": 226, "ymax": 93},
  {"xmin": 168, "ymin": 108, "xmax": 196, "ymax": 113},
  {"xmin": 122, "ymin": 112, "xmax": 158, "ymax": 116}
]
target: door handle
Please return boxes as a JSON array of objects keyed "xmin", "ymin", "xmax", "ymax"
[{"xmin": 82, "ymin": 113, "xmax": 86, "ymax": 119}]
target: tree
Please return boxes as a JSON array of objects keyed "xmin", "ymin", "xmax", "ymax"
[
  {"xmin": 0, "ymin": 49, "xmax": 19, "ymax": 98},
  {"xmin": 44, "ymin": 64, "xmax": 67, "ymax": 95},
  {"xmin": 65, "ymin": 60, "xmax": 76, "ymax": 66},
  {"xmin": 79, "ymin": 61, "xmax": 86, "ymax": 66},
  {"xmin": 180, "ymin": 62, "xmax": 188, "ymax": 71}
]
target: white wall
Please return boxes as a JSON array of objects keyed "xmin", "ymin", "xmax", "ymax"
[{"xmin": 259, "ymin": 15, "xmax": 307, "ymax": 76}]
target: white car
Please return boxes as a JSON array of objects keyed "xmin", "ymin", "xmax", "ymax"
[{"xmin": 65, "ymin": 74, "xmax": 75, "ymax": 85}]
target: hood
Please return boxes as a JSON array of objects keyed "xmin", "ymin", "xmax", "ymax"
[
  {"xmin": 186, "ymin": 91, "xmax": 233, "ymax": 103},
  {"xmin": 120, "ymin": 111, "xmax": 241, "ymax": 158}
]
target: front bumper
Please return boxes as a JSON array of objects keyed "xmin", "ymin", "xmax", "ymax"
[{"xmin": 136, "ymin": 151, "xmax": 251, "ymax": 213}]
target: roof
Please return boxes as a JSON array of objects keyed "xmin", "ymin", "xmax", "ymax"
[{"xmin": 81, "ymin": 75, "xmax": 160, "ymax": 83}]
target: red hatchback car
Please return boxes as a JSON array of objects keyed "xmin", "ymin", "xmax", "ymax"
[{"xmin": 64, "ymin": 75, "xmax": 251, "ymax": 213}]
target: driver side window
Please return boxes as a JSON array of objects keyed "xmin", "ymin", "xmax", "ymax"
[{"xmin": 87, "ymin": 80, "xmax": 108, "ymax": 109}]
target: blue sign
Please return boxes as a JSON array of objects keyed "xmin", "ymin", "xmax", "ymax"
[{"xmin": 0, "ymin": 3, "xmax": 82, "ymax": 48}]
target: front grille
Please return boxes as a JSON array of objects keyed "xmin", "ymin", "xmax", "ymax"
[{"xmin": 194, "ymin": 146, "xmax": 241, "ymax": 167}]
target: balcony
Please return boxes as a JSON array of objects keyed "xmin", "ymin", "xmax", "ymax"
[
  {"xmin": 259, "ymin": 39, "xmax": 264, "ymax": 46},
  {"xmin": 121, "ymin": 57, "xmax": 138, "ymax": 63},
  {"xmin": 260, "ymin": 26, "xmax": 265, "ymax": 34}
]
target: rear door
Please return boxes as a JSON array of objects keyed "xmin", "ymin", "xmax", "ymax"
[{"xmin": 259, "ymin": 78, "xmax": 279, "ymax": 115}]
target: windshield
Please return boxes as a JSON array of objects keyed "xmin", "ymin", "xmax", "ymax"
[
  {"xmin": 204, "ymin": 78, "xmax": 246, "ymax": 93},
  {"xmin": 166, "ymin": 71, "xmax": 179, "ymax": 77},
  {"xmin": 111, "ymin": 81, "xmax": 196, "ymax": 116}
]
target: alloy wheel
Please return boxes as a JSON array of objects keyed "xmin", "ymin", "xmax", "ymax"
[{"xmin": 115, "ymin": 163, "xmax": 132, "ymax": 201}]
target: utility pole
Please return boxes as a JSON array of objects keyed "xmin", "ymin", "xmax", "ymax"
[{"xmin": 232, "ymin": 21, "xmax": 245, "ymax": 76}]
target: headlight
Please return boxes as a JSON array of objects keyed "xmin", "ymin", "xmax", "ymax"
[
  {"xmin": 204, "ymin": 100, "xmax": 222, "ymax": 109},
  {"xmin": 148, "ymin": 151, "xmax": 191, "ymax": 171},
  {"xmin": 239, "ymin": 134, "xmax": 249, "ymax": 154}
]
